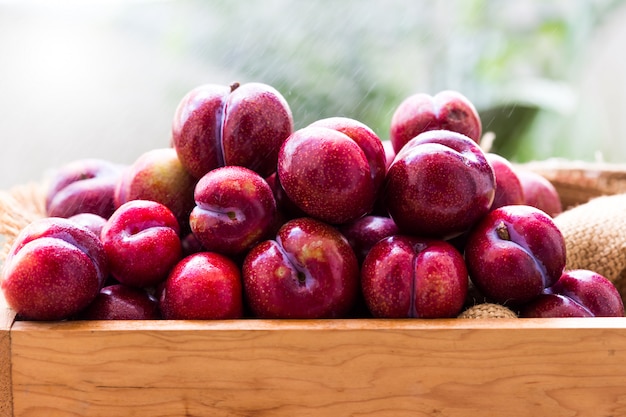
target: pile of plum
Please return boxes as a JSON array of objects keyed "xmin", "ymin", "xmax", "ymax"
[{"xmin": 2, "ymin": 82, "xmax": 623, "ymax": 321}]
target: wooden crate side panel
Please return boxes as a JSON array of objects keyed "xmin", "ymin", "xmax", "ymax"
[
  {"xmin": 0, "ymin": 292, "xmax": 15, "ymax": 417},
  {"xmin": 0, "ymin": 330, "xmax": 11, "ymax": 417},
  {"xmin": 9, "ymin": 319, "xmax": 626, "ymax": 417}
]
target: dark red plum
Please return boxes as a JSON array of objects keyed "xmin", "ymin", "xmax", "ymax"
[
  {"xmin": 68, "ymin": 212, "xmax": 107, "ymax": 237},
  {"xmin": 172, "ymin": 82, "xmax": 293, "ymax": 179},
  {"xmin": 390, "ymin": 90, "xmax": 482, "ymax": 153},
  {"xmin": 465, "ymin": 205, "xmax": 567, "ymax": 306},
  {"xmin": 361, "ymin": 236, "xmax": 468, "ymax": 318},
  {"xmin": 519, "ymin": 294, "xmax": 594, "ymax": 318},
  {"xmin": 159, "ymin": 252, "xmax": 244, "ymax": 320},
  {"xmin": 516, "ymin": 170, "xmax": 563, "ymax": 217},
  {"xmin": 309, "ymin": 117, "xmax": 387, "ymax": 196},
  {"xmin": 242, "ymin": 217, "xmax": 359, "ymax": 319},
  {"xmin": 190, "ymin": 166, "xmax": 277, "ymax": 256},
  {"xmin": 114, "ymin": 148, "xmax": 197, "ymax": 232},
  {"xmin": 181, "ymin": 232, "xmax": 205, "ymax": 257},
  {"xmin": 336, "ymin": 215, "xmax": 400, "ymax": 317},
  {"xmin": 486, "ymin": 153, "xmax": 525, "ymax": 210},
  {"xmin": 1, "ymin": 217, "xmax": 108, "ymax": 320},
  {"xmin": 277, "ymin": 122, "xmax": 383, "ymax": 225},
  {"xmin": 548, "ymin": 269, "xmax": 624, "ymax": 317},
  {"xmin": 384, "ymin": 129, "xmax": 495, "ymax": 239},
  {"xmin": 265, "ymin": 172, "xmax": 306, "ymax": 220},
  {"xmin": 338, "ymin": 215, "xmax": 399, "ymax": 264},
  {"xmin": 382, "ymin": 140, "xmax": 396, "ymax": 168},
  {"xmin": 77, "ymin": 284, "xmax": 160, "ymax": 320},
  {"xmin": 522, "ymin": 269, "xmax": 625, "ymax": 318},
  {"xmin": 45, "ymin": 158, "xmax": 124, "ymax": 219},
  {"xmin": 101, "ymin": 200, "xmax": 182, "ymax": 288}
]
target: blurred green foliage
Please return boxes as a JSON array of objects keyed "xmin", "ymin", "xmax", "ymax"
[{"xmin": 119, "ymin": 0, "xmax": 625, "ymax": 161}]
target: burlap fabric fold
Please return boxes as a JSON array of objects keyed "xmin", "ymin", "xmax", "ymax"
[{"xmin": 553, "ymin": 193, "xmax": 626, "ymax": 305}]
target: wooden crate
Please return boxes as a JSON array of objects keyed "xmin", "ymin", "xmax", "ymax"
[
  {"xmin": 2, "ymin": 164, "xmax": 626, "ymax": 417},
  {"xmin": 2, "ymin": 294, "xmax": 626, "ymax": 417}
]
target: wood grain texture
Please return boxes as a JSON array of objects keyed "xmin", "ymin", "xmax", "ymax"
[
  {"xmin": 0, "ymin": 291, "xmax": 15, "ymax": 417},
  {"xmin": 8, "ymin": 318, "xmax": 626, "ymax": 417}
]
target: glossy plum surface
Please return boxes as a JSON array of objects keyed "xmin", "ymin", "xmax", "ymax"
[
  {"xmin": 309, "ymin": 117, "xmax": 387, "ymax": 195},
  {"xmin": 516, "ymin": 170, "xmax": 563, "ymax": 217},
  {"xmin": 68, "ymin": 212, "xmax": 108, "ymax": 238},
  {"xmin": 115, "ymin": 148, "xmax": 197, "ymax": 231},
  {"xmin": 172, "ymin": 82, "xmax": 293, "ymax": 179},
  {"xmin": 277, "ymin": 125, "xmax": 379, "ymax": 224},
  {"xmin": 384, "ymin": 129, "xmax": 495, "ymax": 239},
  {"xmin": 465, "ymin": 205, "xmax": 566, "ymax": 306},
  {"xmin": 548, "ymin": 269, "xmax": 624, "ymax": 317},
  {"xmin": 519, "ymin": 293, "xmax": 594, "ymax": 318},
  {"xmin": 361, "ymin": 235, "xmax": 468, "ymax": 318},
  {"xmin": 159, "ymin": 252, "xmax": 243, "ymax": 320},
  {"xmin": 190, "ymin": 166, "xmax": 277, "ymax": 256},
  {"xmin": 101, "ymin": 200, "xmax": 182, "ymax": 288},
  {"xmin": 242, "ymin": 217, "xmax": 359, "ymax": 319},
  {"xmin": 390, "ymin": 90, "xmax": 482, "ymax": 153},
  {"xmin": 1, "ymin": 217, "xmax": 108, "ymax": 320},
  {"xmin": 338, "ymin": 215, "xmax": 399, "ymax": 264}
]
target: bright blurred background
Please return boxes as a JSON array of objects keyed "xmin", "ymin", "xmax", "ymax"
[{"xmin": 1, "ymin": 0, "xmax": 626, "ymax": 189}]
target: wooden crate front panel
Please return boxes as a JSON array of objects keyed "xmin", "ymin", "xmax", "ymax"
[{"xmin": 9, "ymin": 318, "xmax": 626, "ymax": 417}]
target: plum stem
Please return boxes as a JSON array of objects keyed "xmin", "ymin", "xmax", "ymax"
[
  {"xmin": 496, "ymin": 221, "xmax": 510, "ymax": 241},
  {"xmin": 230, "ymin": 82, "xmax": 240, "ymax": 92}
]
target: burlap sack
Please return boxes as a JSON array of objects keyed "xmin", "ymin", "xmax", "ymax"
[
  {"xmin": 457, "ymin": 303, "xmax": 518, "ymax": 319},
  {"xmin": 552, "ymin": 193, "xmax": 626, "ymax": 306},
  {"xmin": 553, "ymin": 193, "xmax": 626, "ymax": 281}
]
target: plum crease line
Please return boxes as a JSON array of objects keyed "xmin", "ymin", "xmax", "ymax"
[
  {"xmin": 504, "ymin": 222, "xmax": 551, "ymax": 288},
  {"xmin": 274, "ymin": 235, "xmax": 310, "ymax": 287},
  {"xmin": 215, "ymin": 93, "xmax": 228, "ymax": 168}
]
